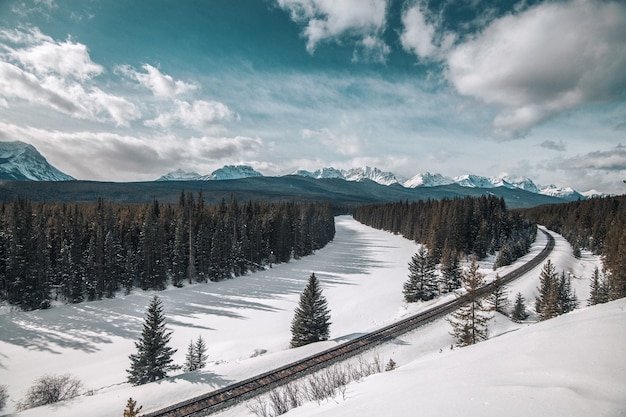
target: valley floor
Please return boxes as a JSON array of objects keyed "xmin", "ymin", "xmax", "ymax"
[{"xmin": 0, "ymin": 216, "xmax": 622, "ymax": 417}]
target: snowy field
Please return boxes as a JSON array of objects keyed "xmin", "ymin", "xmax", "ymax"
[{"xmin": 0, "ymin": 215, "xmax": 624, "ymax": 417}]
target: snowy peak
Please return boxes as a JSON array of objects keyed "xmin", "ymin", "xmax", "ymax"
[
  {"xmin": 156, "ymin": 169, "xmax": 205, "ymax": 181},
  {"xmin": 538, "ymin": 184, "xmax": 584, "ymax": 200},
  {"xmin": 291, "ymin": 166, "xmax": 401, "ymax": 185},
  {"xmin": 403, "ymin": 172, "xmax": 454, "ymax": 188},
  {"xmin": 453, "ymin": 174, "xmax": 507, "ymax": 189},
  {"xmin": 343, "ymin": 166, "xmax": 403, "ymax": 185},
  {"xmin": 502, "ymin": 175, "xmax": 541, "ymax": 194},
  {"xmin": 291, "ymin": 167, "xmax": 345, "ymax": 179},
  {"xmin": 158, "ymin": 165, "xmax": 263, "ymax": 181},
  {"xmin": 0, "ymin": 141, "xmax": 74, "ymax": 181},
  {"xmin": 208, "ymin": 165, "xmax": 263, "ymax": 180}
]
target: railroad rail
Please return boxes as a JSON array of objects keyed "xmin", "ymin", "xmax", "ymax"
[{"xmin": 146, "ymin": 229, "xmax": 555, "ymax": 417}]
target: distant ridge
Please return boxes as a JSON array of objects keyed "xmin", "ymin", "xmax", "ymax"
[
  {"xmin": 156, "ymin": 165, "xmax": 262, "ymax": 181},
  {"xmin": 157, "ymin": 165, "xmax": 585, "ymax": 201},
  {"xmin": 0, "ymin": 141, "xmax": 74, "ymax": 181},
  {"xmin": 0, "ymin": 140, "xmax": 587, "ymax": 202}
]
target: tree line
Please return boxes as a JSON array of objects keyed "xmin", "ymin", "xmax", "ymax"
[
  {"xmin": 0, "ymin": 194, "xmax": 335, "ymax": 311},
  {"xmin": 353, "ymin": 195, "xmax": 537, "ymax": 266},
  {"xmin": 519, "ymin": 194, "xmax": 626, "ymax": 300}
]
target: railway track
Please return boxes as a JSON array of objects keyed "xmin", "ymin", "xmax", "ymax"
[{"xmin": 146, "ymin": 229, "xmax": 555, "ymax": 417}]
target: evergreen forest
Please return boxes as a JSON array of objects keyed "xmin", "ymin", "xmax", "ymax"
[
  {"xmin": 353, "ymin": 195, "xmax": 537, "ymax": 265},
  {"xmin": 520, "ymin": 195, "xmax": 626, "ymax": 300},
  {"xmin": 0, "ymin": 194, "xmax": 335, "ymax": 311}
]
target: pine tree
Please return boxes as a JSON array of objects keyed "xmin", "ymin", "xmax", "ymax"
[
  {"xmin": 535, "ymin": 260, "xmax": 559, "ymax": 321},
  {"xmin": 127, "ymin": 296, "xmax": 178, "ymax": 385},
  {"xmin": 588, "ymin": 267, "xmax": 610, "ymax": 306},
  {"xmin": 447, "ymin": 259, "xmax": 492, "ymax": 347},
  {"xmin": 440, "ymin": 246, "xmax": 462, "ymax": 294},
  {"xmin": 290, "ymin": 273, "xmax": 331, "ymax": 348},
  {"xmin": 557, "ymin": 271, "xmax": 578, "ymax": 314},
  {"xmin": 122, "ymin": 397, "xmax": 143, "ymax": 417},
  {"xmin": 489, "ymin": 274, "xmax": 510, "ymax": 316},
  {"xmin": 403, "ymin": 247, "xmax": 438, "ymax": 302},
  {"xmin": 511, "ymin": 292, "xmax": 529, "ymax": 322},
  {"xmin": 184, "ymin": 335, "xmax": 208, "ymax": 372},
  {"xmin": 183, "ymin": 340, "xmax": 196, "ymax": 373}
]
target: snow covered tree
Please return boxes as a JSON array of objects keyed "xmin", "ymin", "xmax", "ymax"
[
  {"xmin": 447, "ymin": 259, "xmax": 492, "ymax": 347},
  {"xmin": 123, "ymin": 397, "xmax": 143, "ymax": 417},
  {"xmin": 385, "ymin": 358, "xmax": 397, "ymax": 371},
  {"xmin": 511, "ymin": 292, "xmax": 529, "ymax": 322},
  {"xmin": 488, "ymin": 274, "xmax": 510, "ymax": 315},
  {"xmin": 290, "ymin": 273, "xmax": 331, "ymax": 348},
  {"xmin": 184, "ymin": 335, "xmax": 208, "ymax": 372},
  {"xmin": 127, "ymin": 296, "xmax": 178, "ymax": 385},
  {"xmin": 403, "ymin": 247, "xmax": 438, "ymax": 302}
]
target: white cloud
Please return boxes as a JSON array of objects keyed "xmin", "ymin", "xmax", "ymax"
[
  {"xmin": 276, "ymin": 0, "xmax": 388, "ymax": 54},
  {"xmin": 445, "ymin": 0, "xmax": 626, "ymax": 139},
  {"xmin": 302, "ymin": 127, "xmax": 361, "ymax": 156},
  {"xmin": 118, "ymin": 64, "xmax": 198, "ymax": 99},
  {"xmin": 146, "ymin": 99, "xmax": 234, "ymax": 132},
  {"xmin": 2, "ymin": 27, "xmax": 103, "ymax": 80},
  {"xmin": 0, "ymin": 61, "xmax": 79, "ymax": 114},
  {"xmin": 400, "ymin": 6, "xmax": 437, "ymax": 58},
  {"xmin": 0, "ymin": 27, "xmax": 139, "ymax": 126},
  {"xmin": 0, "ymin": 122, "xmax": 263, "ymax": 181},
  {"xmin": 352, "ymin": 35, "xmax": 390, "ymax": 63}
]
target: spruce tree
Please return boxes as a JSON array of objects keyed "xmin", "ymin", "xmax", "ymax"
[
  {"xmin": 440, "ymin": 246, "xmax": 462, "ymax": 294},
  {"xmin": 588, "ymin": 267, "xmax": 609, "ymax": 306},
  {"xmin": 184, "ymin": 335, "xmax": 208, "ymax": 372},
  {"xmin": 535, "ymin": 260, "xmax": 559, "ymax": 321},
  {"xmin": 403, "ymin": 247, "xmax": 438, "ymax": 302},
  {"xmin": 127, "ymin": 296, "xmax": 178, "ymax": 385},
  {"xmin": 511, "ymin": 292, "xmax": 529, "ymax": 322},
  {"xmin": 447, "ymin": 259, "xmax": 492, "ymax": 347},
  {"xmin": 489, "ymin": 274, "xmax": 510, "ymax": 316},
  {"xmin": 557, "ymin": 271, "xmax": 578, "ymax": 314},
  {"xmin": 290, "ymin": 273, "xmax": 331, "ymax": 348}
]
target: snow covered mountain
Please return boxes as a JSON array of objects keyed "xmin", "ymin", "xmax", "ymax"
[
  {"xmin": 155, "ymin": 164, "xmax": 585, "ymax": 200},
  {"xmin": 343, "ymin": 166, "xmax": 403, "ymax": 185},
  {"xmin": 291, "ymin": 166, "xmax": 402, "ymax": 185},
  {"xmin": 157, "ymin": 165, "xmax": 263, "ymax": 181},
  {"xmin": 403, "ymin": 172, "xmax": 454, "ymax": 188},
  {"xmin": 156, "ymin": 169, "xmax": 206, "ymax": 181},
  {"xmin": 208, "ymin": 165, "xmax": 263, "ymax": 180},
  {"xmin": 0, "ymin": 141, "xmax": 74, "ymax": 181}
]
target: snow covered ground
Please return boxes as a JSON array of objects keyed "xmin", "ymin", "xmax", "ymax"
[{"xmin": 0, "ymin": 216, "xmax": 623, "ymax": 417}]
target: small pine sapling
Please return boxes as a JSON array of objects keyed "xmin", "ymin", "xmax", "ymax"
[{"xmin": 123, "ymin": 397, "xmax": 143, "ymax": 417}]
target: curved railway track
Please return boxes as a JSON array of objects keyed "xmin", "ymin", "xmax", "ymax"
[{"xmin": 146, "ymin": 229, "xmax": 555, "ymax": 417}]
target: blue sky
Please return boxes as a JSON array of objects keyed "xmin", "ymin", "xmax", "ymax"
[{"xmin": 0, "ymin": 0, "xmax": 625, "ymax": 193}]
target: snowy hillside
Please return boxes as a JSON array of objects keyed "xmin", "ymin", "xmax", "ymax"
[
  {"xmin": 1, "ymin": 217, "xmax": 621, "ymax": 417},
  {"xmin": 0, "ymin": 141, "xmax": 74, "ymax": 181}
]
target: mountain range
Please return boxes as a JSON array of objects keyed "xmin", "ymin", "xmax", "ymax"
[
  {"xmin": 157, "ymin": 165, "xmax": 587, "ymax": 201},
  {"xmin": 0, "ymin": 141, "xmax": 595, "ymax": 207}
]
